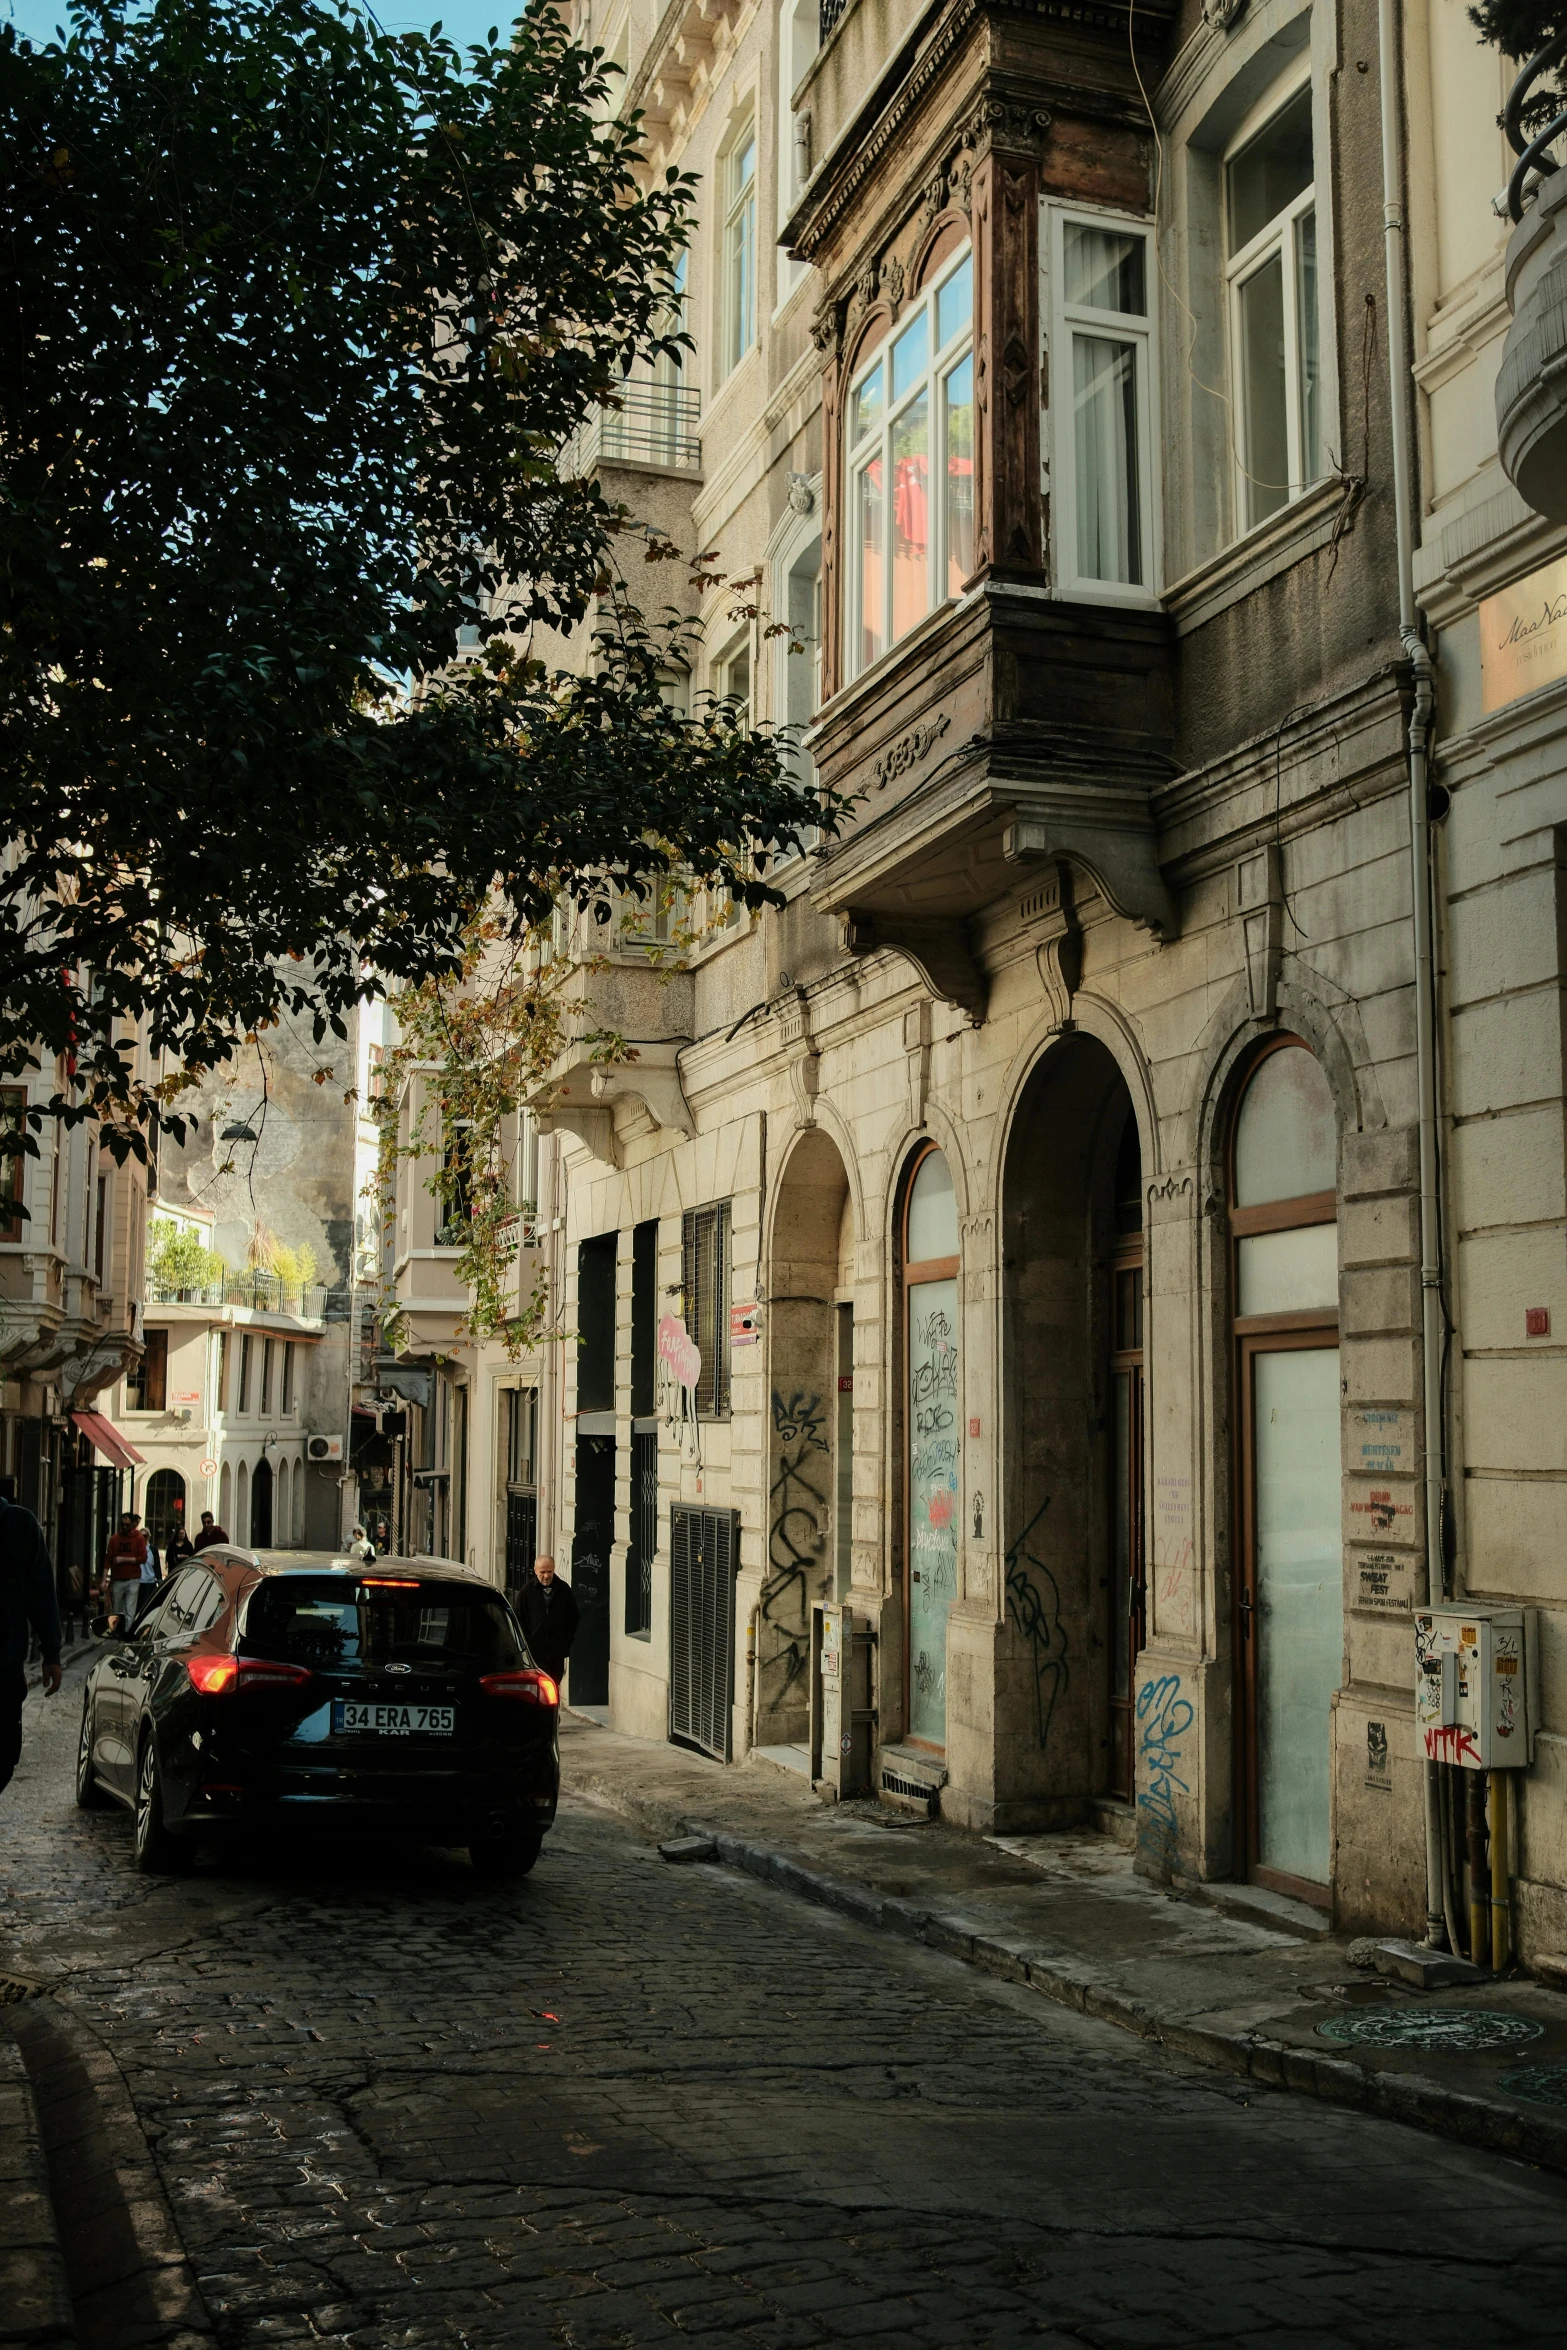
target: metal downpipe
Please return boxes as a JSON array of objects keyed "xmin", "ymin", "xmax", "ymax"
[{"xmin": 1378, "ymin": 0, "xmax": 1450, "ymax": 1946}]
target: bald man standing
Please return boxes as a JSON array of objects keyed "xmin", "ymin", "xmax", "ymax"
[{"xmin": 514, "ymin": 1554, "xmax": 578, "ymax": 1691}]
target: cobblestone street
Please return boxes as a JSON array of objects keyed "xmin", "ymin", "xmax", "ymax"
[{"xmin": 5, "ymin": 1659, "xmax": 1567, "ymax": 2350}]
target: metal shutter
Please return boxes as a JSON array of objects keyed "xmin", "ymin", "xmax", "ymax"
[{"xmin": 669, "ymin": 1503, "xmax": 738, "ymax": 1760}]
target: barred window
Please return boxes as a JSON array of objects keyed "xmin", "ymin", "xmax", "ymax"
[{"xmin": 681, "ymin": 1202, "xmax": 731, "ymax": 1419}]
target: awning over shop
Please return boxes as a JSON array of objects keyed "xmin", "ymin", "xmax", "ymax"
[{"xmin": 70, "ymin": 1410, "xmax": 144, "ymax": 1474}]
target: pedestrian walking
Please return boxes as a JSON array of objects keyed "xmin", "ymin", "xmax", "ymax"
[
  {"xmin": 102, "ymin": 1511, "xmax": 154, "ymax": 1631},
  {"xmin": 347, "ymin": 1524, "xmax": 376, "ymax": 1563},
  {"xmin": 514, "ymin": 1554, "xmax": 578, "ymax": 1690},
  {"xmin": 1, "ymin": 1490, "xmax": 62, "ymax": 1796},
  {"xmin": 164, "ymin": 1511, "xmax": 195, "ymax": 1568},
  {"xmin": 191, "ymin": 1511, "xmax": 229, "ymax": 1553}
]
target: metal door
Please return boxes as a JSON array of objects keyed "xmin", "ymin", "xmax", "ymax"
[
  {"xmin": 669, "ymin": 1505, "xmax": 737, "ymax": 1760},
  {"xmin": 570, "ymin": 1434, "xmax": 614, "ymax": 1705}
]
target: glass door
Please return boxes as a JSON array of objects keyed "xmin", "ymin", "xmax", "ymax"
[{"xmin": 1246, "ymin": 1340, "xmax": 1342, "ymax": 1885}]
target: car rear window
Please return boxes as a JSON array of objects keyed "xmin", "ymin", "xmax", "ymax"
[{"xmin": 243, "ymin": 1576, "xmax": 521, "ymax": 1670}]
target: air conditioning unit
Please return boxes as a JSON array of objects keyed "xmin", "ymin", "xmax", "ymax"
[{"xmin": 307, "ymin": 1433, "xmax": 344, "ymax": 1463}]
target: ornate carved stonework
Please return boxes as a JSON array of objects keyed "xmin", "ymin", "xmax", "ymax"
[
  {"xmin": 1201, "ymin": 0, "xmax": 1247, "ymax": 27},
  {"xmin": 879, "ymin": 256, "xmax": 906, "ymax": 311},
  {"xmin": 922, "ymin": 170, "xmax": 948, "ymax": 221},
  {"xmin": 787, "ymin": 471, "xmax": 816, "ymax": 516},
  {"xmin": 869, "ymin": 712, "xmax": 950, "ymax": 791}
]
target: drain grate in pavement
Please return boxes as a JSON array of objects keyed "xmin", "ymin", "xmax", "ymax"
[
  {"xmin": 0, "ymin": 1974, "xmax": 46, "ymax": 2004},
  {"xmin": 1498, "ymin": 2059, "xmax": 1567, "ymax": 2106},
  {"xmin": 1317, "ymin": 2007, "xmax": 1545, "ymax": 2051}
]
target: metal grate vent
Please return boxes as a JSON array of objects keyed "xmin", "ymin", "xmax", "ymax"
[
  {"xmin": 881, "ymin": 1766, "xmax": 937, "ymax": 1812},
  {"xmin": 669, "ymin": 1505, "xmax": 738, "ymax": 1761}
]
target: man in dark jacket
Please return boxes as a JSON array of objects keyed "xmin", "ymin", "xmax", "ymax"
[
  {"xmin": 514, "ymin": 1554, "xmax": 578, "ymax": 1689},
  {"xmin": 1, "ymin": 1493, "xmax": 63, "ymax": 1796}
]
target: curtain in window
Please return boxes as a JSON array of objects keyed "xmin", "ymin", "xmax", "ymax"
[{"xmin": 1072, "ymin": 334, "xmax": 1141, "ymax": 586}]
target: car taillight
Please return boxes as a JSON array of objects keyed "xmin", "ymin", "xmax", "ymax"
[
  {"xmin": 478, "ymin": 1669, "xmax": 559, "ymax": 1707},
  {"xmin": 185, "ymin": 1656, "xmax": 312, "ymax": 1695}
]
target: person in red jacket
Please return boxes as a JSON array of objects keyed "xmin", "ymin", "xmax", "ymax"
[{"xmin": 102, "ymin": 1512, "xmax": 153, "ymax": 1630}]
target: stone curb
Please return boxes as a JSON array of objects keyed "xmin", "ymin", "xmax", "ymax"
[
  {"xmin": 0, "ymin": 2026, "xmax": 74, "ymax": 2347},
  {"xmin": 8, "ymin": 2000, "xmax": 216, "ymax": 2349},
  {"xmin": 562, "ymin": 1763, "xmax": 1567, "ymax": 2181}
]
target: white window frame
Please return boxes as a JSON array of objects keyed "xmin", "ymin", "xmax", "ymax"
[
  {"xmin": 721, "ymin": 118, "xmax": 758, "ymax": 379},
  {"xmin": 1045, "ymin": 201, "xmax": 1161, "ymax": 606},
  {"xmin": 775, "ymin": 0, "xmax": 818, "ymax": 313},
  {"xmin": 843, "ymin": 243, "xmax": 974, "ymax": 685},
  {"xmin": 1223, "ymin": 68, "xmax": 1320, "ymax": 538}
]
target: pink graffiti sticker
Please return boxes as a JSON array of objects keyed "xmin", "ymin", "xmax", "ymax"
[
  {"xmin": 657, "ymin": 1314, "xmax": 702, "ymax": 1389},
  {"xmin": 928, "ymin": 1489, "xmax": 954, "ymax": 1529}
]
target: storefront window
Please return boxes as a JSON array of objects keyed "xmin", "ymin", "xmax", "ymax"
[{"xmin": 904, "ymin": 1146, "xmax": 959, "ymax": 1747}]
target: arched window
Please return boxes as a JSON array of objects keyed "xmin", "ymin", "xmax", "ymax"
[
  {"xmin": 219, "ymin": 1460, "xmax": 232, "ymax": 1528},
  {"xmin": 1229, "ymin": 1038, "xmax": 1341, "ymax": 1900},
  {"xmin": 903, "ymin": 1145, "xmax": 959, "ymax": 1749},
  {"xmin": 237, "ymin": 1459, "xmax": 251, "ymax": 1546},
  {"xmin": 142, "ymin": 1467, "xmax": 185, "ymax": 1553},
  {"xmin": 276, "ymin": 1457, "xmax": 290, "ymax": 1549}
]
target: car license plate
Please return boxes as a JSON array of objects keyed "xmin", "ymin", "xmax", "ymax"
[{"xmin": 332, "ymin": 1701, "xmax": 454, "ymax": 1737}]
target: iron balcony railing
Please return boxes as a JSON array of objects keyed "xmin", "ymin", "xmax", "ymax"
[
  {"xmin": 819, "ymin": 0, "xmax": 848, "ymax": 35},
  {"xmin": 1505, "ymin": 34, "xmax": 1567, "ymax": 221},
  {"xmin": 561, "ymin": 383, "xmax": 702, "ymax": 477}
]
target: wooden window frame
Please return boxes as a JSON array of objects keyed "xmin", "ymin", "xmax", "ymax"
[
  {"xmin": 1228, "ymin": 1033, "xmax": 1339, "ymax": 1908},
  {"xmin": 900, "ymin": 1139, "xmax": 958, "ymax": 1752}
]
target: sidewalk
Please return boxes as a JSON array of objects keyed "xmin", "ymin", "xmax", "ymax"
[{"xmin": 557, "ymin": 1713, "xmax": 1567, "ymax": 2178}]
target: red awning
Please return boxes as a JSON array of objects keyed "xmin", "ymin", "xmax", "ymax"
[{"xmin": 70, "ymin": 1410, "xmax": 144, "ymax": 1473}]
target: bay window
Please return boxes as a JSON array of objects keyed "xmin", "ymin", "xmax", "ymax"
[
  {"xmin": 845, "ymin": 248, "xmax": 973, "ymax": 681},
  {"xmin": 1226, "ymin": 83, "xmax": 1321, "ymax": 533},
  {"xmin": 1048, "ymin": 207, "xmax": 1158, "ymax": 599}
]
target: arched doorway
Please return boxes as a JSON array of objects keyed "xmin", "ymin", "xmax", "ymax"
[
  {"xmin": 252, "ymin": 1457, "xmax": 273, "ymax": 1547},
  {"xmin": 1228, "ymin": 1037, "xmax": 1341, "ymax": 1900},
  {"xmin": 1002, "ymin": 1035, "xmax": 1143, "ymax": 1810},
  {"xmin": 237, "ymin": 1459, "xmax": 251, "ymax": 1545},
  {"xmin": 758, "ymin": 1128, "xmax": 853, "ymax": 1753},
  {"xmin": 144, "ymin": 1467, "xmax": 186, "ymax": 1553},
  {"xmin": 901, "ymin": 1143, "xmax": 959, "ymax": 1751},
  {"xmin": 276, "ymin": 1458, "xmax": 290, "ymax": 1549},
  {"xmin": 219, "ymin": 1460, "xmax": 232, "ymax": 1530}
]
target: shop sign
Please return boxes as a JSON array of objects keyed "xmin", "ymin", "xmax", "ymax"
[{"xmin": 1480, "ymin": 554, "xmax": 1567, "ymax": 712}]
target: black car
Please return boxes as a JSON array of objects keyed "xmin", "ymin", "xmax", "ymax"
[{"xmin": 77, "ymin": 1549, "xmax": 560, "ymax": 1876}]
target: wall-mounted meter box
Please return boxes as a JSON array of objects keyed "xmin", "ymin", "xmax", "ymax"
[{"xmin": 1414, "ymin": 1605, "xmax": 1536, "ymax": 1769}]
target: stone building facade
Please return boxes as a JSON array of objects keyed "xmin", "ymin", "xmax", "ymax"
[{"xmin": 399, "ymin": 0, "xmax": 1567, "ymax": 1955}]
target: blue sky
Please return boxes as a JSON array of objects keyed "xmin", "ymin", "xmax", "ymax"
[{"xmin": 2, "ymin": 1, "xmax": 526, "ymax": 49}]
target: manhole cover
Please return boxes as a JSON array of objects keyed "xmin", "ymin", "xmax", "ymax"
[
  {"xmin": 1316, "ymin": 2007, "xmax": 1545, "ymax": 2052},
  {"xmin": 1498, "ymin": 2060, "xmax": 1567, "ymax": 2107}
]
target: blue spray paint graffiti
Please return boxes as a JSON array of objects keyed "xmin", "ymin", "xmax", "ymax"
[{"xmin": 1136, "ymin": 1672, "xmax": 1193, "ymax": 1869}]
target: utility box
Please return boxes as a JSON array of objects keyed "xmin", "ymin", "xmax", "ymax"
[
  {"xmin": 1414, "ymin": 1605, "xmax": 1536, "ymax": 1769},
  {"xmin": 809, "ymin": 1602, "xmax": 875, "ymax": 1798}
]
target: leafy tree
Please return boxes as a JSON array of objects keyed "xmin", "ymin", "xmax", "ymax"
[
  {"xmin": 0, "ymin": 0, "xmax": 827, "ymax": 1163},
  {"xmin": 1471, "ymin": 2, "xmax": 1567, "ymax": 145},
  {"xmin": 145, "ymin": 1218, "xmax": 227, "ymax": 1295}
]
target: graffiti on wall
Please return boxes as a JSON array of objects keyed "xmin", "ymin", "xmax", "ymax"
[
  {"xmin": 1136, "ymin": 1671, "xmax": 1193, "ymax": 1870},
  {"xmin": 1004, "ymin": 1495, "xmax": 1069, "ymax": 1749},
  {"xmin": 760, "ymin": 1389, "xmax": 830, "ymax": 1710}
]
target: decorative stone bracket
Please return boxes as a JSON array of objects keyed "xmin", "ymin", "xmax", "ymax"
[
  {"xmin": 840, "ymin": 913, "xmax": 987, "ymax": 1026},
  {"xmin": 1235, "ymin": 843, "xmax": 1282, "ymax": 1020},
  {"xmin": 1002, "ymin": 808, "xmax": 1177, "ymax": 940},
  {"xmin": 533, "ymin": 1043, "xmax": 694, "ymax": 1169}
]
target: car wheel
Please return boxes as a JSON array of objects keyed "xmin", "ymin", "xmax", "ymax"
[
  {"xmin": 133, "ymin": 1734, "xmax": 190, "ymax": 1874},
  {"xmin": 74, "ymin": 1697, "xmax": 108, "ymax": 1810},
  {"xmin": 469, "ymin": 1827, "xmax": 543, "ymax": 1879}
]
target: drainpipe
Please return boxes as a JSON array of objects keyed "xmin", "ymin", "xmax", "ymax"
[{"xmin": 1378, "ymin": 0, "xmax": 1450, "ymax": 1948}]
